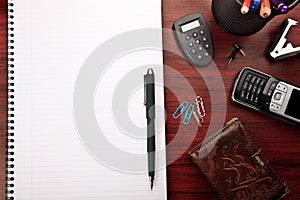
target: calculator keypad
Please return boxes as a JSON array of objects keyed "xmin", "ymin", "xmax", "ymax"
[
  {"xmin": 239, "ymin": 73, "xmax": 268, "ymax": 105},
  {"xmin": 185, "ymin": 30, "xmax": 212, "ymax": 63}
]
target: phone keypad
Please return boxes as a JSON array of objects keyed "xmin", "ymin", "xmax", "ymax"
[
  {"xmin": 239, "ymin": 73, "xmax": 267, "ymax": 105},
  {"xmin": 276, "ymin": 83, "xmax": 288, "ymax": 92},
  {"xmin": 269, "ymin": 82, "xmax": 288, "ymax": 112}
]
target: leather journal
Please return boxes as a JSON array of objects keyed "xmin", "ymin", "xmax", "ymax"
[{"xmin": 189, "ymin": 117, "xmax": 290, "ymax": 200}]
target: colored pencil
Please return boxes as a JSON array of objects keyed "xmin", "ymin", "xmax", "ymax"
[
  {"xmin": 241, "ymin": 0, "xmax": 252, "ymax": 14},
  {"xmin": 260, "ymin": 0, "xmax": 272, "ymax": 18},
  {"xmin": 250, "ymin": 0, "xmax": 262, "ymax": 11}
]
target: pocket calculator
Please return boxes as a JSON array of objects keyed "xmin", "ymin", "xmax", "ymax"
[
  {"xmin": 232, "ymin": 67, "xmax": 300, "ymax": 125},
  {"xmin": 173, "ymin": 13, "xmax": 214, "ymax": 67}
]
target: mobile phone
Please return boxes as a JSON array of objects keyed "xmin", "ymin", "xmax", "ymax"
[{"xmin": 232, "ymin": 67, "xmax": 300, "ymax": 125}]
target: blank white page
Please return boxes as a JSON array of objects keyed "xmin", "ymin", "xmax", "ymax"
[{"xmin": 13, "ymin": 0, "xmax": 167, "ymax": 199}]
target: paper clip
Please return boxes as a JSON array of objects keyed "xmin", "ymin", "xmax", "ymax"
[
  {"xmin": 173, "ymin": 101, "xmax": 188, "ymax": 119},
  {"xmin": 192, "ymin": 109, "xmax": 204, "ymax": 126},
  {"xmin": 183, "ymin": 104, "xmax": 194, "ymax": 125},
  {"xmin": 194, "ymin": 96, "xmax": 206, "ymax": 118}
]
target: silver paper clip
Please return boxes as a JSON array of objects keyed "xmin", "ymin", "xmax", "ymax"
[{"xmin": 192, "ymin": 109, "xmax": 204, "ymax": 127}]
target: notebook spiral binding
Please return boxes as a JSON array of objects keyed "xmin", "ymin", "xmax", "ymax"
[{"xmin": 7, "ymin": 0, "xmax": 15, "ymax": 199}]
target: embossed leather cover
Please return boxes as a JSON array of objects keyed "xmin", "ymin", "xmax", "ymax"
[{"xmin": 189, "ymin": 117, "xmax": 290, "ymax": 200}]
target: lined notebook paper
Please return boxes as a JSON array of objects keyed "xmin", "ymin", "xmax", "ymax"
[{"xmin": 10, "ymin": 0, "xmax": 167, "ymax": 199}]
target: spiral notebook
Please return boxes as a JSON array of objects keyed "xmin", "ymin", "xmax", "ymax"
[{"xmin": 8, "ymin": 0, "xmax": 167, "ymax": 199}]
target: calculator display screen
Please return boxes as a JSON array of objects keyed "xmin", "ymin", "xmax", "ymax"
[
  {"xmin": 285, "ymin": 89, "xmax": 300, "ymax": 119},
  {"xmin": 181, "ymin": 20, "xmax": 200, "ymax": 33}
]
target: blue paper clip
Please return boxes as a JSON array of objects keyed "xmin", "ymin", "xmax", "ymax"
[
  {"xmin": 173, "ymin": 101, "xmax": 188, "ymax": 119},
  {"xmin": 183, "ymin": 104, "xmax": 194, "ymax": 125}
]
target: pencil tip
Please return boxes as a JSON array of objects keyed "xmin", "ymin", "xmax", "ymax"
[{"xmin": 241, "ymin": 6, "xmax": 249, "ymax": 14}]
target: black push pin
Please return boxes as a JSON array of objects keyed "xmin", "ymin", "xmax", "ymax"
[
  {"xmin": 234, "ymin": 42, "xmax": 246, "ymax": 56},
  {"xmin": 227, "ymin": 42, "xmax": 246, "ymax": 64},
  {"xmin": 227, "ymin": 48, "xmax": 238, "ymax": 64}
]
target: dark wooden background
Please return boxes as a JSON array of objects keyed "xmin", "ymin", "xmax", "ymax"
[
  {"xmin": 0, "ymin": 0, "xmax": 299, "ymax": 199},
  {"xmin": 162, "ymin": 0, "xmax": 300, "ymax": 199}
]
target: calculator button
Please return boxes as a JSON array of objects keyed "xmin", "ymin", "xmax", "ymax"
[
  {"xmin": 198, "ymin": 46, "xmax": 203, "ymax": 51},
  {"xmin": 195, "ymin": 39, "xmax": 201, "ymax": 44},
  {"xmin": 192, "ymin": 32, "xmax": 198, "ymax": 38},
  {"xmin": 276, "ymin": 83, "xmax": 288, "ymax": 93},
  {"xmin": 270, "ymin": 102, "xmax": 281, "ymax": 111},
  {"xmin": 197, "ymin": 55, "xmax": 202, "ymax": 60},
  {"xmin": 191, "ymin": 49, "xmax": 196, "ymax": 54},
  {"xmin": 188, "ymin": 42, "xmax": 194, "ymax": 47},
  {"xmin": 186, "ymin": 35, "xmax": 191, "ymax": 40},
  {"xmin": 205, "ymin": 44, "xmax": 210, "ymax": 49},
  {"xmin": 202, "ymin": 37, "xmax": 207, "ymax": 42},
  {"xmin": 199, "ymin": 30, "xmax": 204, "ymax": 35}
]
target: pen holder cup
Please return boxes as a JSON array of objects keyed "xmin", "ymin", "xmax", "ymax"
[{"xmin": 212, "ymin": 0, "xmax": 300, "ymax": 35}]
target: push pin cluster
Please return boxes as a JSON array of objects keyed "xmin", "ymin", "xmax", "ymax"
[{"xmin": 227, "ymin": 42, "xmax": 246, "ymax": 64}]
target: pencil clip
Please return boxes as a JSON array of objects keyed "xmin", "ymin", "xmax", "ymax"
[
  {"xmin": 173, "ymin": 101, "xmax": 188, "ymax": 119},
  {"xmin": 144, "ymin": 68, "xmax": 154, "ymax": 105},
  {"xmin": 183, "ymin": 104, "xmax": 194, "ymax": 125},
  {"xmin": 144, "ymin": 75, "xmax": 147, "ymax": 105}
]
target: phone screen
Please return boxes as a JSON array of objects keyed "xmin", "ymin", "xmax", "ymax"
[{"xmin": 285, "ymin": 89, "xmax": 300, "ymax": 119}]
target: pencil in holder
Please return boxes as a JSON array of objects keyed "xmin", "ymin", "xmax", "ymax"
[{"xmin": 212, "ymin": 0, "xmax": 299, "ymax": 35}]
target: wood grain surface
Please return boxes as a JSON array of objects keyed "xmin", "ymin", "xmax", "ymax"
[
  {"xmin": 162, "ymin": 0, "xmax": 300, "ymax": 199},
  {"xmin": 0, "ymin": 0, "xmax": 299, "ymax": 199}
]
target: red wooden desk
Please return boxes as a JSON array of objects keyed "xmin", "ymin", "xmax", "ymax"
[
  {"xmin": 0, "ymin": 0, "xmax": 299, "ymax": 199},
  {"xmin": 162, "ymin": 0, "xmax": 300, "ymax": 199}
]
